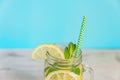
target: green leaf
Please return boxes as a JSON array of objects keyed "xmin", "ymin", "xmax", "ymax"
[
  {"xmin": 73, "ymin": 44, "xmax": 76, "ymax": 50},
  {"xmin": 70, "ymin": 44, "xmax": 74, "ymax": 57},
  {"xmin": 64, "ymin": 47, "xmax": 70, "ymax": 59},
  {"xmin": 71, "ymin": 66, "xmax": 80, "ymax": 75},
  {"xmin": 64, "ymin": 42, "xmax": 77, "ymax": 59},
  {"xmin": 68, "ymin": 42, "xmax": 76, "ymax": 57},
  {"xmin": 68, "ymin": 42, "xmax": 73, "ymax": 50},
  {"xmin": 45, "ymin": 67, "xmax": 56, "ymax": 76}
]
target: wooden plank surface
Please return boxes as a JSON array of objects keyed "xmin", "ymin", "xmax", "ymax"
[{"xmin": 0, "ymin": 49, "xmax": 120, "ymax": 80}]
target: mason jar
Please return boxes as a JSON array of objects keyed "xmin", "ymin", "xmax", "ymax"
[{"xmin": 44, "ymin": 51, "xmax": 93, "ymax": 80}]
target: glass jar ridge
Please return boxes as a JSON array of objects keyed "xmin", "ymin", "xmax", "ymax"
[{"xmin": 45, "ymin": 52, "xmax": 82, "ymax": 69}]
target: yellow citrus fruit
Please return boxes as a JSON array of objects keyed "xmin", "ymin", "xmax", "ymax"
[
  {"xmin": 31, "ymin": 44, "xmax": 64, "ymax": 60},
  {"xmin": 45, "ymin": 70, "xmax": 82, "ymax": 80}
]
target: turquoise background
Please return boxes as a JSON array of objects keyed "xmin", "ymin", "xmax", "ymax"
[{"xmin": 0, "ymin": 0, "xmax": 120, "ymax": 48}]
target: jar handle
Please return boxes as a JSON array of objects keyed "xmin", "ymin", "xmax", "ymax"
[{"xmin": 82, "ymin": 64, "xmax": 94, "ymax": 80}]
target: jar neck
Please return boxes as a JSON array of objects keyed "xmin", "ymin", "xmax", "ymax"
[{"xmin": 46, "ymin": 52, "xmax": 82, "ymax": 69}]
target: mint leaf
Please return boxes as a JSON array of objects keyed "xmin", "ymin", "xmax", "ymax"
[
  {"xmin": 72, "ymin": 68, "xmax": 80, "ymax": 75},
  {"xmin": 45, "ymin": 67, "xmax": 56, "ymax": 76},
  {"xmin": 68, "ymin": 42, "xmax": 76, "ymax": 57},
  {"xmin": 73, "ymin": 44, "xmax": 76, "ymax": 50},
  {"xmin": 68, "ymin": 42, "xmax": 74, "ymax": 57},
  {"xmin": 64, "ymin": 42, "xmax": 76, "ymax": 59},
  {"xmin": 64, "ymin": 47, "xmax": 70, "ymax": 59},
  {"xmin": 72, "ymin": 67, "xmax": 80, "ymax": 75}
]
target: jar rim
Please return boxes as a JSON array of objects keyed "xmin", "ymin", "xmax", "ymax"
[
  {"xmin": 46, "ymin": 50, "xmax": 82, "ymax": 69},
  {"xmin": 46, "ymin": 50, "xmax": 82, "ymax": 62}
]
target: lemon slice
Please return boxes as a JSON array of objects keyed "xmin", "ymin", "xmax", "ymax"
[
  {"xmin": 31, "ymin": 44, "xmax": 64, "ymax": 60},
  {"xmin": 45, "ymin": 70, "xmax": 82, "ymax": 80}
]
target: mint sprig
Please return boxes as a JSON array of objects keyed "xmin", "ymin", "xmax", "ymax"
[{"xmin": 64, "ymin": 42, "xmax": 76, "ymax": 59}]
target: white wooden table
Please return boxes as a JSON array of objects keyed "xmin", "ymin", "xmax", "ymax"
[{"xmin": 0, "ymin": 49, "xmax": 120, "ymax": 80}]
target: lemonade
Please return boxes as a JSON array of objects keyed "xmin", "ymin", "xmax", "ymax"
[
  {"xmin": 31, "ymin": 43, "xmax": 93, "ymax": 80},
  {"xmin": 31, "ymin": 16, "xmax": 93, "ymax": 80},
  {"xmin": 32, "ymin": 42, "xmax": 84, "ymax": 80},
  {"xmin": 44, "ymin": 53, "xmax": 83, "ymax": 80}
]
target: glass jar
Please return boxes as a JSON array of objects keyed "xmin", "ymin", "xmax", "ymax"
[{"xmin": 44, "ymin": 51, "xmax": 93, "ymax": 80}]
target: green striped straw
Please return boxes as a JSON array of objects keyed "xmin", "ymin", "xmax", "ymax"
[{"xmin": 74, "ymin": 16, "xmax": 87, "ymax": 57}]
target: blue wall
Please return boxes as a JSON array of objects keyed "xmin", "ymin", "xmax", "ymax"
[{"xmin": 0, "ymin": 0, "xmax": 120, "ymax": 48}]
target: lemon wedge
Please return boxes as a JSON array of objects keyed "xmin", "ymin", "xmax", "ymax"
[
  {"xmin": 31, "ymin": 44, "xmax": 64, "ymax": 60},
  {"xmin": 45, "ymin": 70, "xmax": 82, "ymax": 80}
]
